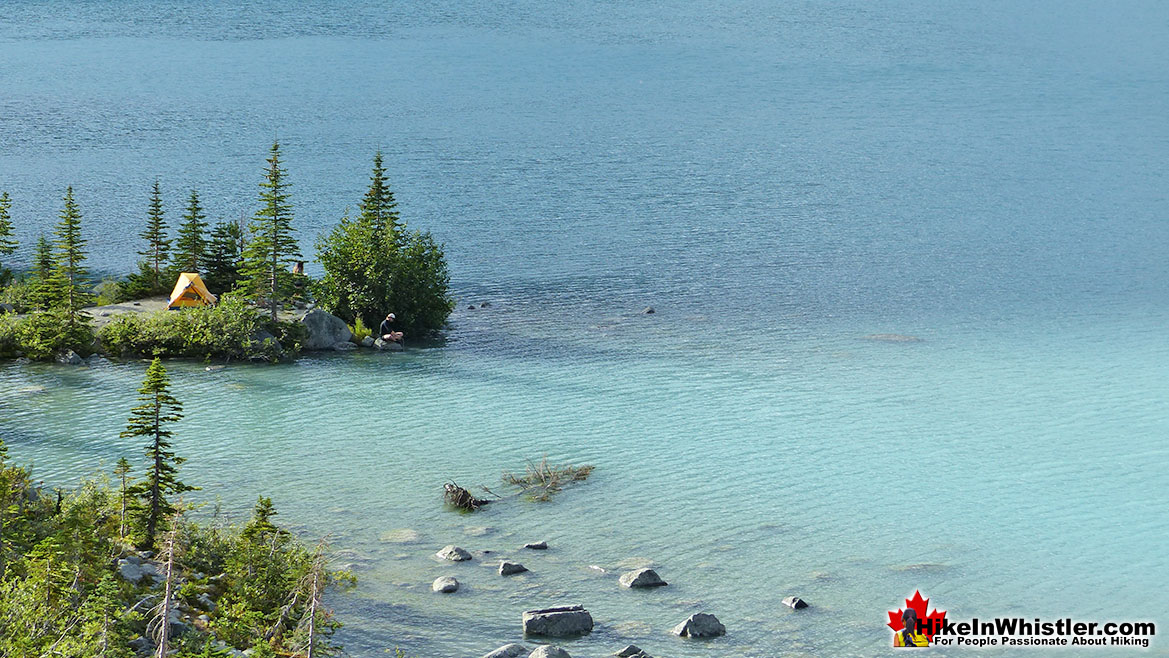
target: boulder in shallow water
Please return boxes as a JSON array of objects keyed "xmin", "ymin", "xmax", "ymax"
[
  {"xmin": 482, "ymin": 644, "xmax": 528, "ymax": 658},
  {"xmin": 500, "ymin": 561, "xmax": 528, "ymax": 576},
  {"xmin": 432, "ymin": 576, "xmax": 459, "ymax": 593},
  {"xmin": 528, "ymin": 646, "xmax": 571, "ymax": 658},
  {"xmin": 361, "ymin": 335, "xmax": 375, "ymax": 348},
  {"xmin": 619, "ymin": 568, "xmax": 667, "ymax": 589},
  {"xmin": 436, "ymin": 545, "xmax": 472, "ymax": 561},
  {"xmin": 300, "ymin": 309, "xmax": 353, "ymax": 350},
  {"xmin": 614, "ymin": 646, "xmax": 651, "ymax": 658},
  {"xmin": 86, "ymin": 354, "xmax": 111, "ymax": 366},
  {"xmin": 782, "ymin": 595, "xmax": 808, "ymax": 609},
  {"xmin": 57, "ymin": 350, "xmax": 83, "ymax": 365},
  {"xmin": 671, "ymin": 613, "xmax": 725, "ymax": 638},
  {"xmin": 523, "ymin": 541, "xmax": 548, "ymax": 550},
  {"xmin": 374, "ymin": 337, "xmax": 404, "ymax": 351},
  {"xmin": 642, "ymin": 306, "xmax": 655, "ymax": 314},
  {"xmin": 522, "ymin": 605, "xmax": 593, "ymax": 636}
]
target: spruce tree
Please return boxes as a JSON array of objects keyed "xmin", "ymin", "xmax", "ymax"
[
  {"xmin": 360, "ymin": 152, "xmax": 400, "ymax": 238},
  {"xmin": 138, "ymin": 181, "xmax": 170, "ymax": 293},
  {"xmin": 30, "ymin": 235, "xmax": 59, "ymax": 310},
  {"xmin": 122, "ymin": 358, "xmax": 195, "ymax": 547},
  {"xmin": 52, "ymin": 187, "xmax": 92, "ymax": 325},
  {"xmin": 240, "ymin": 141, "xmax": 301, "ymax": 321},
  {"xmin": 171, "ymin": 189, "xmax": 207, "ymax": 274},
  {"xmin": 0, "ymin": 192, "xmax": 16, "ymax": 285},
  {"xmin": 203, "ymin": 220, "xmax": 244, "ymax": 294}
]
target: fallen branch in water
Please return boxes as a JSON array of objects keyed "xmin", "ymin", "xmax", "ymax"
[{"xmin": 502, "ymin": 457, "xmax": 595, "ymax": 501}]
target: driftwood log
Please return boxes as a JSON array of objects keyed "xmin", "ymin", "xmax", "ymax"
[{"xmin": 443, "ymin": 482, "xmax": 489, "ymax": 511}]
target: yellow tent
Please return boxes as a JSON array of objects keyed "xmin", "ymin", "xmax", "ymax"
[{"xmin": 167, "ymin": 273, "xmax": 217, "ymax": 309}]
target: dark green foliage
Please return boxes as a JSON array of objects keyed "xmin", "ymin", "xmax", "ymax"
[
  {"xmin": 122, "ymin": 358, "xmax": 196, "ymax": 547},
  {"xmin": 0, "ymin": 442, "xmax": 351, "ymax": 657},
  {"xmin": 0, "ymin": 192, "xmax": 16, "ymax": 287},
  {"xmin": 97, "ymin": 295, "xmax": 296, "ymax": 361},
  {"xmin": 203, "ymin": 220, "xmax": 246, "ymax": 295},
  {"xmin": 316, "ymin": 152, "xmax": 454, "ymax": 336},
  {"xmin": 52, "ymin": 187, "xmax": 93, "ymax": 327},
  {"xmin": 11, "ymin": 309, "xmax": 95, "ymax": 359},
  {"xmin": 30, "ymin": 235, "xmax": 59, "ymax": 310},
  {"xmin": 240, "ymin": 142, "xmax": 302, "ymax": 321},
  {"xmin": 138, "ymin": 180, "xmax": 171, "ymax": 293},
  {"xmin": 172, "ymin": 190, "xmax": 208, "ymax": 275}
]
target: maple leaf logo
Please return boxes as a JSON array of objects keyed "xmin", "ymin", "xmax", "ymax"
[{"xmin": 887, "ymin": 590, "xmax": 947, "ymax": 642}]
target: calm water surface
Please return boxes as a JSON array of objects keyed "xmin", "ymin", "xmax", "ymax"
[{"xmin": 1, "ymin": 2, "xmax": 1168, "ymax": 656}]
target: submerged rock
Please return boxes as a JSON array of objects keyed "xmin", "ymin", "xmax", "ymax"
[
  {"xmin": 523, "ymin": 541, "xmax": 548, "ymax": 550},
  {"xmin": 300, "ymin": 309, "xmax": 353, "ymax": 350},
  {"xmin": 436, "ymin": 545, "xmax": 472, "ymax": 561},
  {"xmin": 374, "ymin": 337, "xmax": 404, "ymax": 351},
  {"xmin": 500, "ymin": 561, "xmax": 529, "ymax": 576},
  {"xmin": 522, "ymin": 605, "xmax": 594, "ymax": 636},
  {"xmin": 528, "ymin": 646, "xmax": 571, "ymax": 658},
  {"xmin": 671, "ymin": 613, "xmax": 725, "ymax": 638},
  {"xmin": 782, "ymin": 595, "xmax": 808, "ymax": 610},
  {"xmin": 432, "ymin": 576, "xmax": 459, "ymax": 593},
  {"xmin": 379, "ymin": 528, "xmax": 421, "ymax": 543},
  {"xmin": 615, "ymin": 646, "xmax": 651, "ymax": 658},
  {"xmin": 618, "ymin": 568, "xmax": 667, "ymax": 589},
  {"xmin": 864, "ymin": 333, "xmax": 922, "ymax": 343},
  {"xmin": 86, "ymin": 354, "xmax": 111, "ymax": 366},
  {"xmin": 642, "ymin": 306, "xmax": 655, "ymax": 314},
  {"xmin": 482, "ymin": 644, "xmax": 528, "ymax": 658}
]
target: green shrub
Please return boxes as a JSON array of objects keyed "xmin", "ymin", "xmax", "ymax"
[
  {"xmin": 2, "ymin": 309, "xmax": 96, "ymax": 360},
  {"xmin": 0, "ymin": 277, "xmax": 37, "ymax": 313},
  {"xmin": 348, "ymin": 316, "xmax": 372, "ymax": 342},
  {"xmin": 98, "ymin": 296, "xmax": 282, "ymax": 361},
  {"xmin": 0, "ymin": 314, "xmax": 17, "ymax": 357}
]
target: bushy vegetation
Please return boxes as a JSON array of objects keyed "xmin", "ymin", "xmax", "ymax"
[
  {"xmin": 0, "ymin": 360, "xmax": 352, "ymax": 657},
  {"xmin": 316, "ymin": 152, "xmax": 454, "ymax": 337},
  {"xmin": 98, "ymin": 296, "xmax": 302, "ymax": 361}
]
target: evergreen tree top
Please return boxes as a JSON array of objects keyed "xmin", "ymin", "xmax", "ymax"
[
  {"xmin": 0, "ymin": 191, "xmax": 16, "ymax": 256},
  {"xmin": 360, "ymin": 151, "xmax": 400, "ymax": 235},
  {"xmin": 139, "ymin": 179, "xmax": 170, "ymax": 265}
]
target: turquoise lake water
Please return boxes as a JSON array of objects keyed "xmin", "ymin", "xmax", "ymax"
[{"xmin": 2, "ymin": 2, "xmax": 1168, "ymax": 655}]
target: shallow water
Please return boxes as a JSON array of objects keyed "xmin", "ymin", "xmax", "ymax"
[{"xmin": 2, "ymin": 1, "xmax": 1168, "ymax": 656}]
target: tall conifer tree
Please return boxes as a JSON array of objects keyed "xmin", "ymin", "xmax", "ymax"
[
  {"xmin": 171, "ymin": 189, "xmax": 208, "ymax": 274},
  {"xmin": 123, "ymin": 358, "xmax": 195, "ymax": 547},
  {"xmin": 138, "ymin": 181, "xmax": 170, "ymax": 293},
  {"xmin": 52, "ymin": 187, "xmax": 92, "ymax": 326},
  {"xmin": 30, "ymin": 235, "xmax": 58, "ymax": 310},
  {"xmin": 241, "ymin": 142, "xmax": 301, "ymax": 321},
  {"xmin": 0, "ymin": 192, "xmax": 16, "ymax": 284},
  {"xmin": 203, "ymin": 220, "xmax": 244, "ymax": 294}
]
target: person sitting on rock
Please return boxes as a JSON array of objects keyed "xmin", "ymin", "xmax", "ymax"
[{"xmin": 379, "ymin": 313, "xmax": 404, "ymax": 342}]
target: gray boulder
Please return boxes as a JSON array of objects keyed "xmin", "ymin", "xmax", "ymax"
[
  {"xmin": 482, "ymin": 644, "xmax": 528, "ymax": 658},
  {"xmin": 332, "ymin": 341, "xmax": 357, "ymax": 352},
  {"xmin": 782, "ymin": 595, "xmax": 808, "ymax": 610},
  {"xmin": 375, "ymin": 337, "xmax": 404, "ymax": 351},
  {"xmin": 522, "ymin": 605, "xmax": 593, "ymax": 637},
  {"xmin": 436, "ymin": 545, "xmax": 472, "ymax": 561},
  {"xmin": 528, "ymin": 647, "xmax": 571, "ymax": 658},
  {"xmin": 57, "ymin": 350, "xmax": 83, "ymax": 365},
  {"xmin": 300, "ymin": 310, "xmax": 352, "ymax": 350},
  {"xmin": 618, "ymin": 568, "xmax": 667, "ymax": 588},
  {"xmin": 117, "ymin": 558, "xmax": 163, "ymax": 584},
  {"xmin": 0, "ymin": 302, "xmax": 14, "ymax": 314},
  {"xmin": 128, "ymin": 635, "xmax": 154, "ymax": 655},
  {"xmin": 500, "ymin": 561, "xmax": 528, "ymax": 576},
  {"xmin": 615, "ymin": 646, "xmax": 651, "ymax": 658},
  {"xmin": 361, "ymin": 335, "xmax": 375, "ymax": 348},
  {"xmin": 523, "ymin": 541, "xmax": 548, "ymax": 550},
  {"xmin": 672, "ymin": 613, "xmax": 725, "ymax": 638},
  {"xmin": 432, "ymin": 576, "xmax": 459, "ymax": 593},
  {"xmin": 251, "ymin": 328, "xmax": 282, "ymax": 352},
  {"xmin": 86, "ymin": 354, "xmax": 111, "ymax": 366}
]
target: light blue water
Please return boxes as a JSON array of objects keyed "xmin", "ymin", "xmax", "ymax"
[{"xmin": 2, "ymin": 2, "xmax": 1168, "ymax": 656}]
